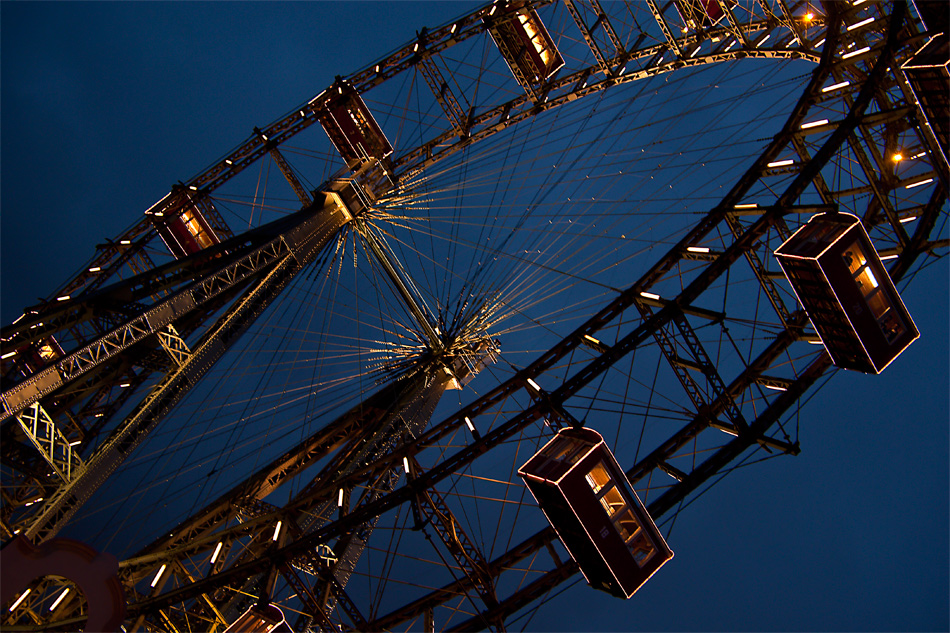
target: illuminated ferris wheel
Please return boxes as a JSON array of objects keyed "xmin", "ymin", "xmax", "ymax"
[{"xmin": 1, "ymin": 0, "xmax": 946, "ymax": 631}]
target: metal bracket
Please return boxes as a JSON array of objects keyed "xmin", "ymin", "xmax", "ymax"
[{"xmin": 15, "ymin": 402, "xmax": 82, "ymax": 483}]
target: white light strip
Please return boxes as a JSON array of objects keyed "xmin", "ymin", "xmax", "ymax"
[
  {"xmin": 120, "ymin": 240, "xmax": 131, "ymax": 245},
  {"xmin": 879, "ymin": 253, "xmax": 899, "ymax": 261},
  {"xmin": 403, "ymin": 456, "xmax": 411, "ymax": 474},
  {"xmin": 734, "ymin": 203, "xmax": 759, "ymax": 209},
  {"xmin": 911, "ymin": 151, "xmax": 927, "ymax": 159},
  {"xmin": 583, "ymin": 333, "xmax": 601, "ymax": 344},
  {"xmin": 757, "ymin": 33, "xmax": 770, "ymax": 47},
  {"xmin": 801, "ymin": 119, "xmax": 829, "ymax": 129},
  {"xmin": 56, "ymin": 295, "xmax": 70, "ymax": 302},
  {"xmin": 210, "ymin": 542, "xmax": 223, "ymax": 564},
  {"xmin": 464, "ymin": 416, "xmax": 476, "ymax": 432},
  {"xmin": 69, "ymin": 440, "xmax": 81, "ymax": 446},
  {"xmin": 338, "ymin": 488, "xmax": 344, "ymax": 507},
  {"xmin": 847, "ymin": 16, "xmax": 875, "ymax": 30},
  {"xmin": 842, "ymin": 46, "xmax": 871, "ymax": 59},
  {"xmin": 899, "ymin": 215, "xmax": 918, "ymax": 223},
  {"xmin": 88, "ymin": 266, "xmax": 101, "ymax": 272},
  {"xmin": 714, "ymin": 425, "xmax": 739, "ymax": 437},
  {"xmin": 272, "ymin": 521, "xmax": 282, "ymax": 542},
  {"xmin": 151, "ymin": 564, "xmax": 167, "ymax": 588},
  {"xmin": 639, "ymin": 291, "xmax": 660, "ymax": 300},
  {"xmin": 1, "ymin": 351, "xmax": 16, "ymax": 360},
  {"xmin": 815, "ymin": 38, "xmax": 826, "ymax": 48},
  {"xmin": 687, "ymin": 246, "xmax": 710, "ymax": 253},
  {"xmin": 905, "ymin": 178, "xmax": 933, "ymax": 189},
  {"xmin": 823, "ymin": 80, "xmax": 850, "ymax": 92},
  {"xmin": 49, "ymin": 588, "xmax": 70, "ymax": 612},
  {"xmin": 9, "ymin": 589, "xmax": 31, "ymax": 612},
  {"xmin": 767, "ymin": 159, "xmax": 794, "ymax": 168},
  {"xmin": 526, "ymin": 377, "xmax": 541, "ymax": 391},
  {"xmin": 764, "ymin": 384, "xmax": 788, "ymax": 392}
]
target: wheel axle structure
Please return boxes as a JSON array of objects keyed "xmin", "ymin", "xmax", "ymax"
[{"xmin": 1, "ymin": 0, "xmax": 946, "ymax": 631}]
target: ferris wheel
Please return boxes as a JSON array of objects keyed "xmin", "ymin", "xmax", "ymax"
[{"xmin": 1, "ymin": 0, "xmax": 947, "ymax": 631}]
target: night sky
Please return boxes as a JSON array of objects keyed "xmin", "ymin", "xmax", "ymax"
[{"xmin": 1, "ymin": 2, "xmax": 947, "ymax": 631}]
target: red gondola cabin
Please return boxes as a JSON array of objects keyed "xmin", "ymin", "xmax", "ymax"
[
  {"xmin": 675, "ymin": 0, "xmax": 725, "ymax": 29},
  {"xmin": 518, "ymin": 427, "xmax": 673, "ymax": 599},
  {"xmin": 317, "ymin": 82, "xmax": 393, "ymax": 170},
  {"xmin": 486, "ymin": 2, "xmax": 564, "ymax": 97},
  {"xmin": 152, "ymin": 193, "xmax": 222, "ymax": 259},
  {"xmin": 4, "ymin": 336, "xmax": 65, "ymax": 380},
  {"xmin": 774, "ymin": 211, "xmax": 918, "ymax": 374}
]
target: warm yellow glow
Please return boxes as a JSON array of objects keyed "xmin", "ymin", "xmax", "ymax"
[
  {"xmin": 518, "ymin": 12, "xmax": 555, "ymax": 68},
  {"xmin": 804, "ymin": 12, "xmax": 814, "ymax": 22},
  {"xmin": 892, "ymin": 153, "xmax": 903, "ymax": 162},
  {"xmin": 585, "ymin": 462, "xmax": 611, "ymax": 493},
  {"xmin": 37, "ymin": 343, "xmax": 57, "ymax": 361}
]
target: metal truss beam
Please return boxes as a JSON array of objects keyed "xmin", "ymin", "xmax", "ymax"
[
  {"xmin": 562, "ymin": 0, "xmax": 625, "ymax": 75},
  {"xmin": 410, "ymin": 457, "xmax": 500, "ymax": 617},
  {"xmin": 262, "ymin": 134, "xmax": 313, "ymax": 208},
  {"xmin": 14, "ymin": 402, "xmax": 82, "ymax": 483},
  {"xmin": 418, "ymin": 49, "xmax": 470, "ymax": 136},
  {"xmin": 22, "ymin": 205, "xmax": 350, "ymax": 543}
]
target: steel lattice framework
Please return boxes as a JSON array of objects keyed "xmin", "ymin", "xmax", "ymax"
[{"xmin": 1, "ymin": 0, "xmax": 946, "ymax": 631}]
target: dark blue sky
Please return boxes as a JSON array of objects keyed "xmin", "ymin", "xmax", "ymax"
[{"xmin": 1, "ymin": 2, "xmax": 947, "ymax": 631}]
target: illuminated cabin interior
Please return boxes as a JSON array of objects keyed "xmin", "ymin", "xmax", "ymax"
[
  {"xmin": 901, "ymin": 33, "xmax": 949, "ymax": 169},
  {"xmin": 4, "ymin": 336, "xmax": 65, "ymax": 381},
  {"xmin": 317, "ymin": 82, "xmax": 393, "ymax": 170},
  {"xmin": 223, "ymin": 604, "xmax": 292, "ymax": 633},
  {"xmin": 674, "ymin": 0, "xmax": 725, "ymax": 29},
  {"xmin": 774, "ymin": 211, "xmax": 919, "ymax": 374},
  {"xmin": 151, "ymin": 194, "xmax": 222, "ymax": 259},
  {"xmin": 518, "ymin": 427, "xmax": 673, "ymax": 599},
  {"xmin": 486, "ymin": 2, "xmax": 564, "ymax": 94}
]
